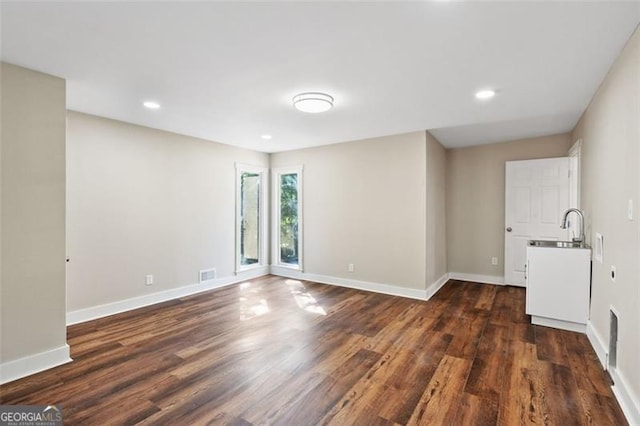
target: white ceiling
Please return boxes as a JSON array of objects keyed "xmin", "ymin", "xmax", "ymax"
[{"xmin": 2, "ymin": 1, "xmax": 639, "ymax": 152}]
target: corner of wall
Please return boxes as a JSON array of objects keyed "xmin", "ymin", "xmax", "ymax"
[{"xmin": 426, "ymin": 273, "xmax": 449, "ymax": 300}]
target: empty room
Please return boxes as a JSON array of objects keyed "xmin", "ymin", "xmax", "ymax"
[{"xmin": 1, "ymin": 1, "xmax": 639, "ymax": 425}]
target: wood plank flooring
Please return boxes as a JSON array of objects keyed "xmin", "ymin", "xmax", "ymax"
[{"xmin": 0, "ymin": 275, "xmax": 627, "ymax": 425}]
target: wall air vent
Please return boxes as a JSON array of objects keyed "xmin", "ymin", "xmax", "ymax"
[{"xmin": 199, "ymin": 268, "xmax": 216, "ymax": 283}]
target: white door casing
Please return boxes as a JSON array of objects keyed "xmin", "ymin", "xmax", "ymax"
[
  {"xmin": 504, "ymin": 158, "xmax": 570, "ymax": 286},
  {"xmin": 568, "ymin": 139, "xmax": 582, "ymax": 239}
]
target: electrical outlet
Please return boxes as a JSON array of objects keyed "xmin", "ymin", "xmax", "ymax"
[
  {"xmin": 348, "ymin": 263, "xmax": 354, "ymax": 273},
  {"xmin": 145, "ymin": 274, "xmax": 153, "ymax": 286},
  {"xmin": 628, "ymin": 199, "xmax": 634, "ymax": 221},
  {"xmin": 610, "ymin": 266, "xmax": 616, "ymax": 283},
  {"xmin": 491, "ymin": 257, "xmax": 498, "ymax": 266}
]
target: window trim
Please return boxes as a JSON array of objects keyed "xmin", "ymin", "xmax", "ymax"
[
  {"xmin": 235, "ymin": 163, "xmax": 268, "ymax": 274},
  {"xmin": 272, "ymin": 165, "xmax": 304, "ymax": 271}
]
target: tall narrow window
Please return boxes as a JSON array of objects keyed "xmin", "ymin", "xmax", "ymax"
[
  {"xmin": 273, "ymin": 166, "xmax": 303, "ymax": 269},
  {"xmin": 236, "ymin": 164, "xmax": 267, "ymax": 273}
]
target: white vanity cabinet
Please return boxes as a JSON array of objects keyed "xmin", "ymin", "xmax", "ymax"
[{"xmin": 525, "ymin": 244, "xmax": 592, "ymax": 333}]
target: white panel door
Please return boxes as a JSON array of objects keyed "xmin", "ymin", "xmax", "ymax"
[{"xmin": 504, "ymin": 158, "xmax": 570, "ymax": 286}]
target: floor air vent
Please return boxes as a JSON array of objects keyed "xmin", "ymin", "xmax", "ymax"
[
  {"xmin": 608, "ymin": 309, "xmax": 618, "ymax": 370},
  {"xmin": 199, "ymin": 268, "xmax": 216, "ymax": 283}
]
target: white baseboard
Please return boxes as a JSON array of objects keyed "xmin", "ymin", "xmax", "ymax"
[
  {"xmin": 426, "ymin": 273, "xmax": 450, "ymax": 299},
  {"xmin": 448, "ymin": 272, "xmax": 505, "ymax": 286},
  {"xmin": 586, "ymin": 320, "xmax": 608, "ymax": 368},
  {"xmin": 0, "ymin": 344, "xmax": 72, "ymax": 385},
  {"xmin": 269, "ymin": 266, "xmax": 429, "ymax": 301},
  {"xmin": 67, "ymin": 267, "xmax": 269, "ymax": 325},
  {"xmin": 610, "ymin": 367, "xmax": 640, "ymax": 426}
]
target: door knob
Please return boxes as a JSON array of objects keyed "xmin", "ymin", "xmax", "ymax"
[{"xmin": 506, "ymin": 227, "xmax": 512, "ymax": 232}]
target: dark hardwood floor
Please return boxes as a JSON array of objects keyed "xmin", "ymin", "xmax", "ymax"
[{"xmin": 0, "ymin": 275, "xmax": 627, "ymax": 425}]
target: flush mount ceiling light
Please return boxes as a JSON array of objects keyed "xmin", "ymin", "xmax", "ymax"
[
  {"xmin": 475, "ymin": 89, "xmax": 496, "ymax": 100},
  {"xmin": 143, "ymin": 101, "xmax": 161, "ymax": 109},
  {"xmin": 293, "ymin": 92, "xmax": 334, "ymax": 113}
]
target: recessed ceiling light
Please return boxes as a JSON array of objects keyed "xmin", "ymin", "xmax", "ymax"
[
  {"xmin": 293, "ymin": 92, "xmax": 334, "ymax": 113},
  {"xmin": 475, "ymin": 89, "xmax": 496, "ymax": 100},
  {"xmin": 143, "ymin": 101, "xmax": 161, "ymax": 109},
  {"xmin": 261, "ymin": 134, "xmax": 272, "ymax": 140}
]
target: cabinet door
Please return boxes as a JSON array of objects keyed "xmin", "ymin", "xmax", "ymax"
[{"xmin": 526, "ymin": 247, "xmax": 591, "ymax": 324}]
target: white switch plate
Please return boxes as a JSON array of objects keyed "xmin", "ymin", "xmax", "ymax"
[
  {"xmin": 145, "ymin": 274, "xmax": 153, "ymax": 286},
  {"xmin": 348, "ymin": 264, "xmax": 354, "ymax": 272},
  {"xmin": 491, "ymin": 257, "xmax": 498, "ymax": 265},
  {"xmin": 628, "ymin": 199, "xmax": 634, "ymax": 221}
]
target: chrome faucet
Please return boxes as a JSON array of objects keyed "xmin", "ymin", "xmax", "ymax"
[{"xmin": 560, "ymin": 208, "xmax": 585, "ymax": 243}]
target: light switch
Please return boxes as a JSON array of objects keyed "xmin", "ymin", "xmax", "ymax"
[{"xmin": 628, "ymin": 199, "xmax": 634, "ymax": 221}]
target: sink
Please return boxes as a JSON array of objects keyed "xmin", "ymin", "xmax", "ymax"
[{"xmin": 528, "ymin": 240, "xmax": 587, "ymax": 249}]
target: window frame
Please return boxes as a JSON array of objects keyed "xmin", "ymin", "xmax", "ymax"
[
  {"xmin": 235, "ymin": 163, "xmax": 269, "ymax": 274},
  {"xmin": 272, "ymin": 166, "xmax": 304, "ymax": 271}
]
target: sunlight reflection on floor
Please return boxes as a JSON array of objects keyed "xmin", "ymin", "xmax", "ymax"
[
  {"xmin": 286, "ymin": 279, "xmax": 327, "ymax": 315},
  {"xmin": 237, "ymin": 279, "xmax": 327, "ymax": 320},
  {"xmin": 238, "ymin": 281, "xmax": 270, "ymax": 321}
]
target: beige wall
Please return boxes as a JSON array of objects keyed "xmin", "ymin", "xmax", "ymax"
[
  {"xmin": 426, "ymin": 132, "xmax": 447, "ymax": 286},
  {"xmin": 572, "ymin": 25, "xmax": 640, "ymax": 405},
  {"xmin": 66, "ymin": 112, "xmax": 269, "ymax": 312},
  {"xmin": 270, "ymin": 132, "xmax": 427, "ymax": 290},
  {"xmin": 1, "ymin": 63, "xmax": 67, "ymax": 363},
  {"xmin": 446, "ymin": 134, "xmax": 571, "ymax": 278}
]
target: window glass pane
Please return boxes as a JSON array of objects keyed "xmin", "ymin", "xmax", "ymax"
[
  {"xmin": 240, "ymin": 172, "xmax": 260, "ymax": 265},
  {"xmin": 280, "ymin": 173, "xmax": 298, "ymax": 265}
]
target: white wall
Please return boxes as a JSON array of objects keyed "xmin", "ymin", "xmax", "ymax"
[
  {"xmin": 572, "ymin": 24, "xmax": 640, "ymax": 418},
  {"xmin": 66, "ymin": 112, "xmax": 269, "ymax": 313},
  {"xmin": 1, "ymin": 63, "xmax": 69, "ymax": 381},
  {"xmin": 270, "ymin": 132, "xmax": 427, "ymax": 291},
  {"xmin": 426, "ymin": 131, "xmax": 447, "ymax": 287}
]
